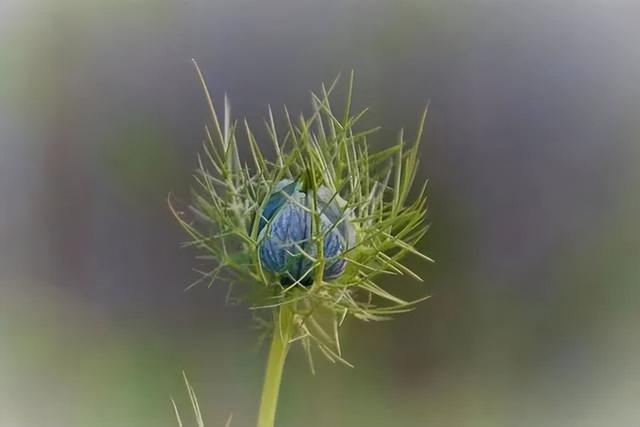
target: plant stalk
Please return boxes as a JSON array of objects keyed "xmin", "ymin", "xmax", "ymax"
[{"xmin": 256, "ymin": 305, "xmax": 294, "ymax": 427}]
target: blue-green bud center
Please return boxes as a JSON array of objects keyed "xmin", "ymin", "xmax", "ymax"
[{"xmin": 257, "ymin": 180, "xmax": 354, "ymax": 286}]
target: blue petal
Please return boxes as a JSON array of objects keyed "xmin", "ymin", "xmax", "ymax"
[
  {"xmin": 258, "ymin": 179, "xmax": 301, "ymax": 233},
  {"xmin": 259, "ymin": 200, "xmax": 311, "ymax": 278},
  {"xmin": 317, "ymin": 187, "xmax": 356, "ymax": 248},
  {"xmin": 258, "ymin": 183, "xmax": 355, "ymax": 284},
  {"xmin": 324, "ymin": 258, "xmax": 347, "ymax": 279},
  {"xmin": 321, "ymin": 222, "xmax": 347, "ymax": 279}
]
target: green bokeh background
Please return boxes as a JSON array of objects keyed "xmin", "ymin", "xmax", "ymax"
[{"xmin": 1, "ymin": 0, "xmax": 639, "ymax": 426}]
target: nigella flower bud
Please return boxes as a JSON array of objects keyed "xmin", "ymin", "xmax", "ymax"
[{"xmin": 257, "ymin": 179, "xmax": 355, "ymax": 286}]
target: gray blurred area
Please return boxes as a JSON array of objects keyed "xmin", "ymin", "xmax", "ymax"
[{"xmin": 1, "ymin": 0, "xmax": 640, "ymax": 426}]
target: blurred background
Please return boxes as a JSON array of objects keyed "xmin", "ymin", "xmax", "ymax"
[{"xmin": 1, "ymin": 0, "xmax": 640, "ymax": 426}]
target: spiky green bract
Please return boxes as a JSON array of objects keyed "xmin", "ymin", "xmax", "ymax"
[{"xmin": 171, "ymin": 60, "xmax": 431, "ymax": 366}]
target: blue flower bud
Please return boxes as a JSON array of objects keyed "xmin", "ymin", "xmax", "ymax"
[{"xmin": 257, "ymin": 180, "xmax": 355, "ymax": 286}]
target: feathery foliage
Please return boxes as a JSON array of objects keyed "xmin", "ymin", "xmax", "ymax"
[{"xmin": 170, "ymin": 61, "xmax": 431, "ymax": 367}]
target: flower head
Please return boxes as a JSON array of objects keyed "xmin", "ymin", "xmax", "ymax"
[
  {"xmin": 172, "ymin": 63, "xmax": 431, "ymax": 365},
  {"xmin": 257, "ymin": 179, "xmax": 355, "ymax": 286}
]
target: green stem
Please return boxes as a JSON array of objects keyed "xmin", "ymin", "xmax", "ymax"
[{"xmin": 257, "ymin": 305, "xmax": 294, "ymax": 427}]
